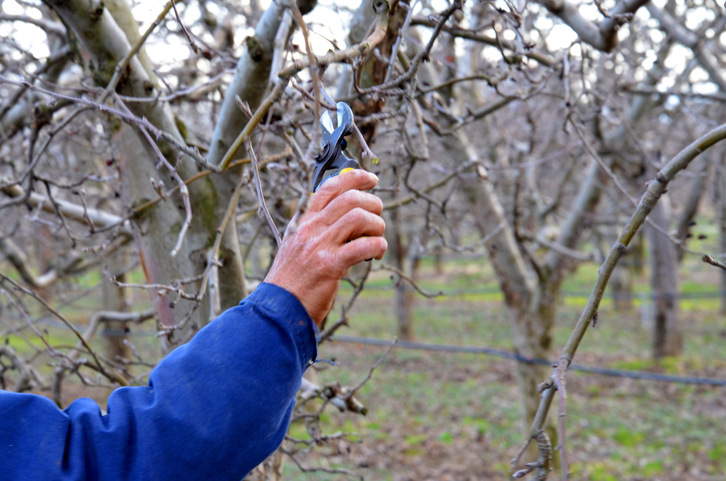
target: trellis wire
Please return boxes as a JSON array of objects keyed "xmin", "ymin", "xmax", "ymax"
[{"xmin": 331, "ymin": 335, "xmax": 726, "ymax": 387}]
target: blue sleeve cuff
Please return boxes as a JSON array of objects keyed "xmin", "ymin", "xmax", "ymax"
[{"xmin": 244, "ymin": 282, "xmax": 318, "ymax": 368}]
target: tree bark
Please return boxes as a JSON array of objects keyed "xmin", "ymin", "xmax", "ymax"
[
  {"xmin": 718, "ymin": 160, "xmax": 726, "ymax": 314},
  {"xmin": 112, "ymin": 124, "xmax": 207, "ymax": 345},
  {"xmin": 647, "ymin": 198, "xmax": 682, "ymax": 358},
  {"xmin": 204, "ymin": 0, "xmax": 317, "ymax": 310},
  {"xmin": 104, "ymin": 0, "xmax": 160, "ymax": 87},
  {"xmin": 203, "ymin": 1, "xmax": 287, "ymax": 310},
  {"xmin": 456, "ymin": 138, "xmax": 559, "ymax": 465},
  {"xmin": 674, "ymin": 156, "xmax": 708, "ymax": 262},
  {"xmin": 45, "ymin": 0, "xmax": 220, "ymax": 348},
  {"xmin": 101, "ymin": 251, "xmax": 132, "ymax": 361},
  {"xmin": 607, "ymin": 225, "xmax": 633, "ymax": 311},
  {"xmin": 387, "ymin": 209, "xmax": 415, "ymax": 340}
]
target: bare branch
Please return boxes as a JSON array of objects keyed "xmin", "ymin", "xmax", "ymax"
[
  {"xmin": 0, "ymin": 179, "xmax": 128, "ymax": 232},
  {"xmin": 0, "ymin": 13, "xmax": 66, "ymax": 36},
  {"xmin": 522, "ymin": 120, "xmax": 726, "ymax": 471},
  {"xmin": 244, "ymin": 139, "xmax": 282, "ymax": 247},
  {"xmin": 702, "ymin": 254, "xmax": 726, "ymax": 272},
  {"xmin": 376, "ymin": 263, "xmax": 444, "ymax": 298},
  {"xmin": 537, "ymin": 0, "xmax": 648, "ymax": 52},
  {"xmin": 218, "ymin": 0, "xmax": 391, "ymax": 169}
]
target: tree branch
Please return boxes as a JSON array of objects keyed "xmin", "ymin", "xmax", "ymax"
[
  {"xmin": 538, "ymin": 0, "xmax": 649, "ymax": 52},
  {"xmin": 521, "ymin": 119, "xmax": 726, "ymax": 472}
]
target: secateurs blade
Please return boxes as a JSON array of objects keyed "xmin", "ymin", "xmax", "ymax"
[{"xmin": 311, "ymin": 101, "xmax": 360, "ymax": 192}]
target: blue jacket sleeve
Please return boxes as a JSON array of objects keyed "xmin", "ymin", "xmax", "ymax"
[{"xmin": 0, "ymin": 283, "xmax": 317, "ymax": 481}]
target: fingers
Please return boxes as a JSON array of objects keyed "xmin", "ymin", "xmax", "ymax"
[
  {"xmin": 321, "ymin": 190, "xmax": 383, "ymax": 226},
  {"xmin": 339, "ymin": 236, "xmax": 388, "ymax": 266},
  {"xmin": 309, "ymin": 169, "xmax": 378, "ymax": 214},
  {"xmin": 331, "ymin": 208, "xmax": 386, "ymax": 243}
]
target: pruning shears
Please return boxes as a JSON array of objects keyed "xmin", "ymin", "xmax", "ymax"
[{"xmin": 312, "ymin": 102, "xmax": 360, "ymax": 193}]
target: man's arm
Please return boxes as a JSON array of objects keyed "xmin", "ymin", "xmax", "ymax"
[{"xmin": 0, "ymin": 170, "xmax": 387, "ymax": 481}]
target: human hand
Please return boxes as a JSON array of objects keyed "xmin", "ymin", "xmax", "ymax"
[{"xmin": 264, "ymin": 170, "xmax": 387, "ymax": 325}]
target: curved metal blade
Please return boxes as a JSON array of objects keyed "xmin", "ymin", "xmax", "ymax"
[
  {"xmin": 336, "ymin": 102, "xmax": 353, "ymax": 132},
  {"xmin": 320, "ymin": 110, "xmax": 335, "ymax": 137}
]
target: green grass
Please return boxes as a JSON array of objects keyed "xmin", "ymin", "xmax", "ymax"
[
  {"xmin": 4, "ymin": 233, "xmax": 726, "ymax": 480},
  {"xmin": 282, "ymin": 252, "xmax": 726, "ymax": 480}
]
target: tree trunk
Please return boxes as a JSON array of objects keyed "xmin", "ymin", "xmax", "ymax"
[
  {"xmin": 46, "ymin": 0, "xmax": 222, "ymax": 348},
  {"xmin": 611, "ymin": 262, "xmax": 633, "ymax": 311},
  {"xmin": 647, "ymin": 198, "xmax": 682, "ymax": 358},
  {"xmin": 608, "ymin": 226, "xmax": 633, "ymax": 311},
  {"xmin": 675, "ymin": 156, "xmax": 708, "ymax": 262},
  {"xmin": 404, "ymin": 23, "xmax": 560, "ymax": 463},
  {"xmin": 112, "ymin": 124, "xmax": 211, "ymax": 348},
  {"xmin": 204, "ymin": 0, "xmax": 317, "ymax": 311},
  {"xmin": 387, "ymin": 209, "xmax": 414, "ymax": 340},
  {"xmin": 629, "ymin": 230, "xmax": 646, "ymax": 277},
  {"xmin": 459, "ymin": 153, "xmax": 559, "ymax": 466},
  {"xmin": 102, "ymin": 251, "xmax": 132, "ymax": 361},
  {"xmin": 718, "ymin": 160, "xmax": 726, "ymax": 314},
  {"xmin": 511, "ymin": 298, "xmax": 558, "ymax": 458}
]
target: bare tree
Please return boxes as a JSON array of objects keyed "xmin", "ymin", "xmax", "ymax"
[{"xmin": 3, "ymin": 0, "xmax": 726, "ymax": 478}]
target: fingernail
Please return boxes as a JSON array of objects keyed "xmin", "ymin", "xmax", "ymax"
[{"xmin": 368, "ymin": 172, "xmax": 379, "ymax": 181}]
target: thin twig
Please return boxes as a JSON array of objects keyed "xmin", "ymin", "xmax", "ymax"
[
  {"xmin": 289, "ymin": 0, "xmax": 322, "ymax": 165},
  {"xmin": 346, "ymin": 338, "xmax": 397, "ymax": 398},
  {"xmin": 244, "ymin": 139, "xmax": 281, "ymax": 247},
  {"xmin": 384, "ymin": 0, "xmax": 416, "ymax": 82},
  {"xmin": 554, "ymin": 365, "xmax": 570, "ymax": 481},
  {"xmin": 101, "ymin": 2, "xmax": 173, "ymax": 102},
  {"xmin": 319, "ymin": 263, "xmax": 373, "ymax": 342},
  {"xmin": 0, "ymin": 76, "xmax": 217, "ymax": 172},
  {"xmin": 376, "ymin": 263, "xmax": 443, "ymax": 298},
  {"xmin": 170, "ymin": 0, "xmax": 201, "ymax": 54},
  {"xmin": 702, "ymin": 254, "xmax": 726, "ymax": 271},
  {"xmin": 358, "ymin": 0, "xmax": 463, "ymax": 94},
  {"xmin": 0, "ymin": 273, "xmax": 128, "ymax": 386}
]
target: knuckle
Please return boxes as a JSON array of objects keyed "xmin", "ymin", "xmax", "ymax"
[
  {"xmin": 359, "ymin": 191, "xmax": 383, "ymax": 214},
  {"xmin": 315, "ymin": 181, "xmax": 342, "ymax": 201},
  {"xmin": 372, "ymin": 195, "xmax": 383, "ymax": 211},
  {"xmin": 322, "ymin": 250, "xmax": 346, "ymax": 278},
  {"xmin": 314, "ymin": 249, "xmax": 336, "ymax": 274},
  {"xmin": 342, "ymin": 189, "xmax": 364, "ymax": 205},
  {"xmin": 295, "ymin": 222, "xmax": 314, "ymax": 240},
  {"xmin": 358, "ymin": 190, "xmax": 377, "ymax": 205},
  {"xmin": 314, "ymin": 249, "xmax": 328, "ymax": 264},
  {"xmin": 350, "ymin": 207, "xmax": 368, "ymax": 224},
  {"xmin": 374, "ymin": 216, "xmax": 386, "ymax": 234}
]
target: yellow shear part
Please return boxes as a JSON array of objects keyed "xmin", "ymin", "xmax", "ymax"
[{"xmin": 312, "ymin": 168, "xmax": 358, "ymax": 196}]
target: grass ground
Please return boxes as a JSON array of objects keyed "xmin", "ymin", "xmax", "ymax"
[
  {"xmin": 280, "ymin": 253, "xmax": 726, "ymax": 481},
  {"xmin": 3, "ymin": 246, "xmax": 726, "ymax": 480}
]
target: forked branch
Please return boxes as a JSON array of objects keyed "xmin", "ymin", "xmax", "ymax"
[{"xmin": 515, "ymin": 120, "xmax": 726, "ymax": 477}]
